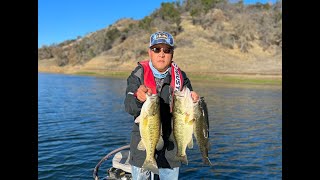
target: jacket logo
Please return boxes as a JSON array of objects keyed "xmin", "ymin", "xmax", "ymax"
[{"xmin": 172, "ymin": 62, "xmax": 181, "ymax": 91}]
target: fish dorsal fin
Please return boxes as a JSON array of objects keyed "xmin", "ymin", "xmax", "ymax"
[
  {"xmin": 203, "ymin": 129, "xmax": 208, "ymax": 138},
  {"xmin": 156, "ymin": 136, "xmax": 164, "ymax": 150},
  {"xmin": 137, "ymin": 140, "xmax": 146, "ymax": 151},
  {"xmin": 169, "ymin": 131, "xmax": 174, "ymax": 142},
  {"xmin": 134, "ymin": 115, "xmax": 141, "ymax": 123}
]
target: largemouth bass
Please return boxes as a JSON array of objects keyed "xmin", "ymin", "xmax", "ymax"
[
  {"xmin": 172, "ymin": 86, "xmax": 195, "ymax": 165},
  {"xmin": 193, "ymin": 97, "xmax": 212, "ymax": 165},
  {"xmin": 136, "ymin": 94, "xmax": 163, "ymax": 174}
]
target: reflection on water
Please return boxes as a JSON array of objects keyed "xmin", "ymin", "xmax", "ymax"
[{"xmin": 38, "ymin": 73, "xmax": 282, "ymax": 179}]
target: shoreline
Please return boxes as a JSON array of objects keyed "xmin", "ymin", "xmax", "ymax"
[{"xmin": 38, "ymin": 69, "xmax": 282, "ymax": 86}]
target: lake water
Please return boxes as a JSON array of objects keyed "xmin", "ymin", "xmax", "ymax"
[{"xmin": 38, "ymin": 73, "xmax": 282, "ymax": 179}]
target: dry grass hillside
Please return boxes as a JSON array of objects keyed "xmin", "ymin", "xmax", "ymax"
[{"xmin": 39, "ymin": 1, "xmax": 282, "ymax": 80}]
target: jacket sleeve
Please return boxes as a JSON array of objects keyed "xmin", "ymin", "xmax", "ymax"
[
  {"xmin": 181, "ymin": 70, "xmax": 193, "ymax": 91},
  {"xmin": 124, "ymin": 66, "xmax": 144, "ymax": 118}
]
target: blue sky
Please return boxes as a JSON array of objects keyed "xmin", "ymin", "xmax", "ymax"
[{"xmin": 38, "ymin": 0, "xmax": 278, "ymax": 48}]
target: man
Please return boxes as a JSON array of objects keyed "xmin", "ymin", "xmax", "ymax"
[{"xmin": 124, "ymin": 31, "xmax": 199, "ymax": 180}]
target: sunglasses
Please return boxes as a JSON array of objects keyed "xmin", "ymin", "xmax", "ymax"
[{"xmin": 150, "ymin": 47, "xmax": 173, "ymax": 54}]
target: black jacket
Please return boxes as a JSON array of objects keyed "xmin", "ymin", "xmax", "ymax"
[{"xmin": 124, "ymin": 64, "xmax": 193, "ymax": 168}]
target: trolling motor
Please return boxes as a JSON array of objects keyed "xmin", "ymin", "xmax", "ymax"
[{"xmin": 107, "ymin": 167, "xmax": 131, "ymax": 180}]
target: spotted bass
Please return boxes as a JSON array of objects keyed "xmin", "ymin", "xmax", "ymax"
[
  {"xmin": 136, "ymin": 94, "xmax": 163, "ymax": 174},
  {"xmin": 172, "ymin": 86, "xmax": 195, "ymax": 165},
  {"xmin": 193, "ymin": 97, "xmax": 212, "ymax": 165}
]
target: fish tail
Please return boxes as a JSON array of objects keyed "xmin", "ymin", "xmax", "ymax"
[
  {"xmin": 142, "ymin": 159, "xmax": 159, "ymax": 175},
  {"xmin": 179, "ymin": 155, "xmax": 189, "ymax": 165},
  {"xmin": 203, "ymin": 157, "xmax": 213, "ymax": 166}
]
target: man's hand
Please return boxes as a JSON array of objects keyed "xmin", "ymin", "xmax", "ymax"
[
  {"xmin": 136, "ymin": 85, "xmax": 152, "ymax": 102},
  {"xmin": 191, "ymin": 91, "xmax": 199, "ymax": 102}
]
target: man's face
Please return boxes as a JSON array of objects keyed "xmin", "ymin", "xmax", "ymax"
[{"xmin": 148, "ymin": 44, "xmax": 174, "ymax": 73}]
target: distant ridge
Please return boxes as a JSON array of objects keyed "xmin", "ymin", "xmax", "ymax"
[{"xmin": 38, "ymin": 0, "xmax": 282, "ymax": 78}]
